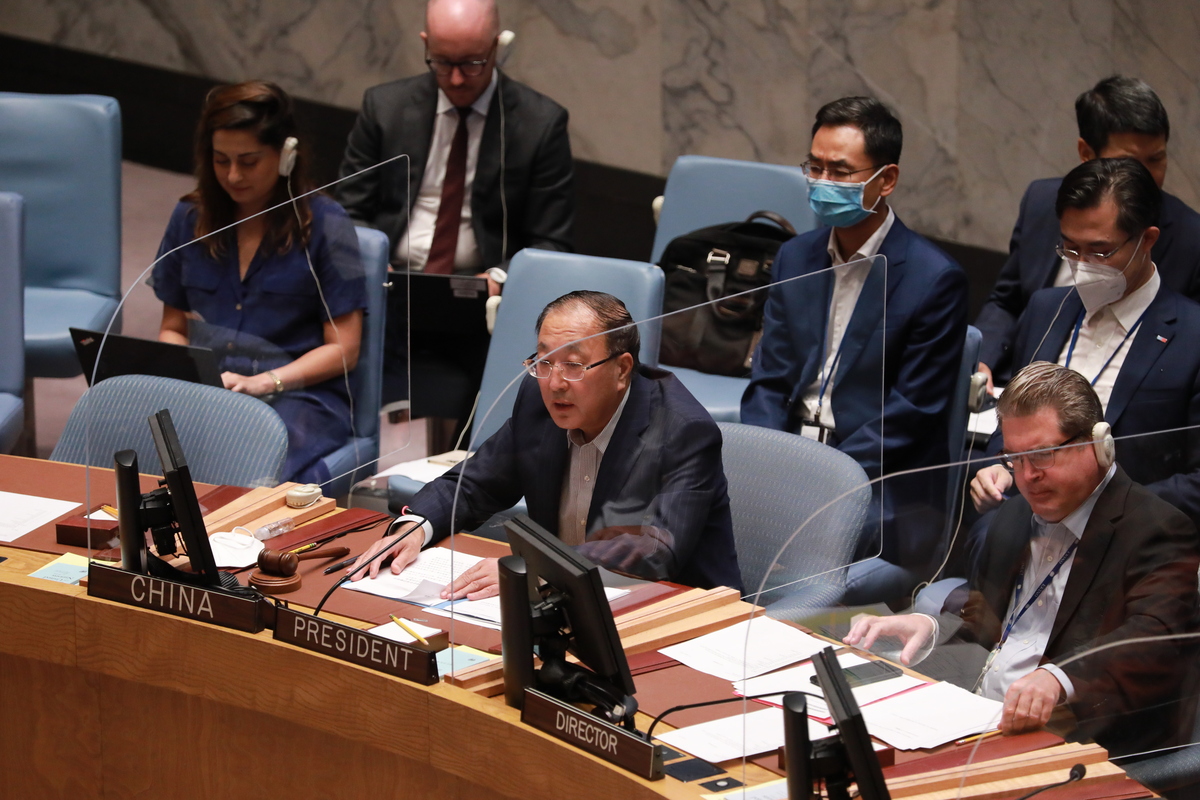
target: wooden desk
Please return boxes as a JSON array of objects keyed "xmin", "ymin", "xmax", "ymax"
[{"xmin": 0, "ymin": 456, "xmax": 1156, "ymax": 799}]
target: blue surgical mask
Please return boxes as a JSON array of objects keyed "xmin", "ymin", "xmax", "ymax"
[{"xmin": 806, "ymin": 165, "xmax": 887, "ymax": 228}]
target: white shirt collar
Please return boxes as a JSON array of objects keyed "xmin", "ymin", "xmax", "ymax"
[
  {"xmin": 566, "ymin": 383, "xmax": 631, "ymax": 453},
  {"xmin": 1104, "ymin": 265, "xmax": 1160, "ymax": 331},
  {"xmin": 826, "ymin": 206, "xmax": 896, "ymax": 266},
  {"xmin": 1032, "ymin": 461, "xmax": 1118, "ymax": 541},
  {"xmin": 435, "ymin": 70, "xmax": 498, "ymax": 117}
]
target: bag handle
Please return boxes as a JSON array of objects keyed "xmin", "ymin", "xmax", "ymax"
[{"xmin": 744, "ymin": 209, "xmax": 796, "ymax": 235}]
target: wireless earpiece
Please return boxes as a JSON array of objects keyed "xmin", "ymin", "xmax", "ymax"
[
  {"xmin": 279, "ymin": 136, "xmax": 299, "ymax": 178},
  {"xmin": 1092, "ymin": 421, "xmax": 1115, "ymax": 469},
  {"xmin": 497, "ymin": 29, "xmax": 515, "ymax": 66}
]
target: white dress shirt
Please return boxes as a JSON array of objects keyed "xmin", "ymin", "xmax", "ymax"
[
  {"xmin": 558, "ymin": 387, "xmax": 631, "ymax": 546},
  {"xmin": 976, "ymin": 462, "xmax": 1117, "ymax": 702},
  {"xmin": 1054, "ymin": 268, "xmax": 1160, "ymax": 410},
  {"xmin": 800, "ymin": 207, "xmax": 895, "ymax": 429},
  {"xmin": 395, "ymin": 72, "xmax": 498, "ymax": 272}
]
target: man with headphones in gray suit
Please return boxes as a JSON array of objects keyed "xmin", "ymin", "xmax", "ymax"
[
  {"xmin": 845, "ymin": 363, "xmax": 1199, "ymax": 756},
  {"xmin": 336, "ymin": 0, "xmax": 574, "ymax": 446}
]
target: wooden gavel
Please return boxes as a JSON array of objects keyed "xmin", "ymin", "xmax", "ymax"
[{"xmin": 257, "ymin": 546, "xmax": 351, "ymax": 577}]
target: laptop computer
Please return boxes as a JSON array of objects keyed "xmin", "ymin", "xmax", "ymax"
[
  {"xmin": 70, "ymin": 328, "xmax": 224, "ymax": 388},
  {"xmin": 387, "ymin": 272, "xmax": 490, "ymax": 336}
]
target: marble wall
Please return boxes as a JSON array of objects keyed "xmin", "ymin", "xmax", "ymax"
[{"xmin": 2, "ymin": 0, "xmax": 1198, "ymax": 250}]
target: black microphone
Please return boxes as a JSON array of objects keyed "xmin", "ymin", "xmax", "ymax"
[{"xmin": 1012, "ymin": 763, "xmax": 1087, "ymax": 800}]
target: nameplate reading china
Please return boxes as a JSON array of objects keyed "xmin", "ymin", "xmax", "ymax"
[
  {"xmin": 273, "ymin": 606, "xmax": 443, "ymax": 685},
  {"xmin": 521, "ymin": 688, "xmax": 664, "ymax": 780},
  {"xmin": 86, "ymin": 562, "xmax": 269, "ymax": 633}
]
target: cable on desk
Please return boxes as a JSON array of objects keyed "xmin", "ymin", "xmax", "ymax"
[
  {"xmin": 644, "ymin": 691, "xmax": 825, "ymax": 742},
  {"xmin": 312, "ymin": 514, "xmax": 426, "ymax": 616}
]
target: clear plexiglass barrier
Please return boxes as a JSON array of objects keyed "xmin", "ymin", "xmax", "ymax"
[{"xmin": 63, "ymin": 151, "xmax": 1200, "ymax": 800}]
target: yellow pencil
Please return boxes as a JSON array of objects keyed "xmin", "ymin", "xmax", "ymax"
[
  {"xmin": 390, "ymin": 614, "xmax": 429, "ymax": 645},
  {"xmin": 101, "ymin": 504, "xmax": 120, "ymax": 518},
  {"xmin": 289, "ymin": 541, "xmax": 318, "ymax": 554},
  {"xmin": 957, "ymin": 729, "xmax": 1003, "ymax": 746}
]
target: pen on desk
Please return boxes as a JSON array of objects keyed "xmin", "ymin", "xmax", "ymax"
[
  {"xmin": 957, "ymin": 729, "xmax": 1002, "ymax": 746},
  {"xmin": 323, "ymin": 556, "xmax": 357, "ymax": 575},
  {"xmin": 391, "ymin": 614, "xmax": 429, "ymax": 645}
]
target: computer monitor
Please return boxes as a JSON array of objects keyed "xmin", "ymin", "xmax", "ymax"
[
  {"xmin": 500, "ymin": 514, "xmax": 637, "ymax": 726},
  {"xmin": 811, "ymin": 646, "xmax": 891, "ymax": 800},
  {"xmin": 114, "ymin": 408, "xmax": 233, "ymax": 590}
]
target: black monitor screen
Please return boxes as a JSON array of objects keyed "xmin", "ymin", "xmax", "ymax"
[
  {"xmin": 811, "ymin": 646, "xmax": 891, "ymax": 800},
  {"xmin": 148, "ymin": 408, "xmax": 222, "ymax": 587},
  {"xmin": 504, "ymin": 515, "xmax": 636, "ymax": 698}
]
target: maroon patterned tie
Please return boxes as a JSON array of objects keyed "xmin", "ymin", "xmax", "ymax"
[{"xmin": 424, "ymin": 106, "xmax": 471, "ymax": 274}]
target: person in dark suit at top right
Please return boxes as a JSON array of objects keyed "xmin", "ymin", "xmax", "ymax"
[{"xmin": 975, "ymin": 76, "xmax": 1200, "ymax": 388}]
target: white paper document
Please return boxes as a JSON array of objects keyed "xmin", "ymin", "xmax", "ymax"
[
  {"xmin": 733, "ymin": 654, "xmax": 926, "ymax": 717},
  {"xmin": 657, "ymin": 707, "xmax": 831, "ymax": 764},
  {"xmin": 372, "ymin": 457, "xmax": 457, "ymax": 482},
  {"xmin": 367, "ymin": 618, "xmax": 444, "ymax": 644},
  {"xmin": 659, "ymin": 618, "xmax": 829, "ymax": 682},
  {"xmin": 858, "ymin": 680, "xmax": 1002, "ymax": 750},
  {"xmin": 0, "ymin": 491, "xmax": 80, "ymax": 542},
  {"xmin": 342, "ymin": 548, "xmax": 484, "ymax": 602},
  {"xmin": 421, "ymin": 585, "xmax": 631, "ymax": 630}
]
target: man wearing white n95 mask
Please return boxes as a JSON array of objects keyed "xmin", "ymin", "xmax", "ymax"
[
  {"xmin": 970, "ymin": 157, "xmax": 1200, "ymax": 536},
  {"xmin": 847, "ymin": 363, "xmax": 1198, "ymax": 756}
]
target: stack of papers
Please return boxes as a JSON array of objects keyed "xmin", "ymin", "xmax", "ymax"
[
  {"xmin": 28, "ymin": 553, "xmax": 91, "ymax": 585},
  {"xmin": 857, "ymin": 681, "xmax": 1002, "ymax": 750},
  {"xmin": 657, "ymin": 707, "xmax": 830, "ymax": 763},
  {"xmin": 343, "ymin": 549, "xmax": 484, "ymax": 603},
  {"xmin": 733, "ymin": 653, "xmax": 925, "ymax": 718},
  {"xmin": 0, "ymin": 491, "xmax": 80, "ymax": 542},
  {"xmin": 425, "ymin": 585, "xmax": 630, "ymax": 630},
  {"xmin": 659, "ymin": 618, "xmax": 829, "ymax": 682}
]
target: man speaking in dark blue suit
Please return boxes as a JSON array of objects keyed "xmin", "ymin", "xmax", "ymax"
[
  {"xmin": 741, "ymin": 97, "xmax": 968, "ymax": 602},
  {"xmin": 971, "ymin": 157, "xmax": 1200, "ymax": 531},
  {"xmin": 351, "ymin": 291, "xmax": 742, "ymax": 598},
  {"xmin": 975, "ymin": 76, "xmax": 1200, "ymax": 388}
]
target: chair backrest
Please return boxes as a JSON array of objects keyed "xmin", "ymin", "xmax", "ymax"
[
  {"xmin": 0, "ymin": 92, "xmax": 121, "ymax": 298},
  {"xmin": 51, "ymin": 375, "xmax": 289, "ymax": 488},
  {"xmin": 944, "ymin": 325, "xmax": 982, "ymax": 540},
  {"xmin": 470, "ymin": 248, "xmax": 665, "ymax": 445},
  {"xmin": 350, "ymin": 226, "xmax": 390, "ymax": 441},
  {"xmin": 0, "ymin": 192, "xmax": 24, "ymax": 397},
  {"xmin": 717, "ymin": 422, "xmax": 870, "ymax": 613},
  {"xmin": 650, "ymin": 155, "xmax": 816, "ymax": 264}
]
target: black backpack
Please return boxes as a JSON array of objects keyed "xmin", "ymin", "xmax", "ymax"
[{"xmin": 658, "ymin": 211, "xmax": 796, "ymax": 376}]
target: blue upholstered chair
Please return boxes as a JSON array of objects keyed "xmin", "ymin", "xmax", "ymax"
[
  {"xmin": 52, "ymin": 375, "xmax": 288, "ymax": 488},
  {"xmin": 319, "ymin": 226, "xmax": 390, "ymax": 497},
  {"xmin": 845, "ymin": 325, "xmax": 984, "ymax": 607},
  {"xmin": 652, "ymin": 155, "xmax": 817, "ymax": 422},
  {"xmin": 0, "ymin": 193, "xmax": 25, "ymax": 453},
  {"xmin": 718, "ymin": 422, "xmax": 870, "ymax": 617},
  {"xmin": 0, "ymin": 93, "xmax": 122, "ymax": 379},
  {"xmin": 388, "ymin": 248, "xmax": 665, "ymax": 520}
]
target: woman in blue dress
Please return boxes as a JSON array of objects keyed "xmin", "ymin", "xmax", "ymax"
[{"xmin": 153, "ymin": 81, "xmax": 366, "ymax": 485}]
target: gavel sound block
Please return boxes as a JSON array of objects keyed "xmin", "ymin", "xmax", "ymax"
[{"xmin": 249, "ymin": 546, "xmax": 350, "ymax": 594}]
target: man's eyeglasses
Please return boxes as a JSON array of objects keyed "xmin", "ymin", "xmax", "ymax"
[
  {"xmin": 1056, "ymin": 233, "xmax": 1136, "ymax": 264},
  {"xmin": 1002, "ymin": 435, "xmax": 1081, "ymax": 471},
  {"xmin": 799, "ymin": 161, "xmax": 883, "ymax": 181},
  {"xmin": 425, "ymin": 43, "xmax": 496, "ymax": 78},
  {"xmin": 523, "ymin": 353, "xmax": 620, "ymax": 381}
]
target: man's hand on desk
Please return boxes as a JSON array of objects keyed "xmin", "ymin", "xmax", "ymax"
[
  {"xmin": 441, "ymin": 557, "xmax": 500, "ymax": 601},
  {"xmin": 1000, "ymin": 668, "xmax": 1064, "ymax": 735},
  {"xmin": 970, "ymin": 464, "xmax": 1013, "ymax": 513},
  {"xmin": 348, "ymin": 522, "xmax": 424, "ymax": 580},
  {"xmin": 843, "ymin": 614, "xmax": 935, "ymax": 666}
]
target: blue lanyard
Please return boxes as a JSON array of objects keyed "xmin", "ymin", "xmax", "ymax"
[
  {"xmin": 1063, "ymin": 308, "xmax": 1148, "ymax": 385},
  {"xmin": 815, "ymin": 338, "xmax": 848, "ymax": 421},
  {"xmin": 999, "ymin": 539, "xmax": 1078, "ymax": 646}
]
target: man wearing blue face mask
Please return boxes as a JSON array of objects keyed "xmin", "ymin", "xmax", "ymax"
[
  {"xmin": 969, "ymin": 156, "xmax": 1200, "ymax": 549},
  {"xmin": 742, "ymin": 96, "xmax": 968, "ymax": 605}
]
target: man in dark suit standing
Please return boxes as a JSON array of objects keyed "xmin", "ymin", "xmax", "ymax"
[
  {"xmin": 971, "ymin": 158, "xmax": 1200, "ymax": 530},
  {"xmin": 848, "ymin": 363, "xmax": 1199, "ymax": 756},
  {"xmin": 975, "ymin": 76, "xmax": 1200, "ymax": 387},
  {"xmin": 740, "ymin": 96, "xmax": 968, "ymax": 603},
  {"xmin": 350, "ymin": 291, "xmax": 741, "ymax": 597},
  {"xmin": 335, "ymin": 0, "xmax": 574, "ymax": 446}
]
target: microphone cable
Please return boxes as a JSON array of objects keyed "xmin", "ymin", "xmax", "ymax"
[{"xmin": 312, "ymin": 513, "xmax": 427, "ymax": 616}]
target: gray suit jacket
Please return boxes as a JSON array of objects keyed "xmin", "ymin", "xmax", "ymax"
[{"xmin": 335, "ymin": 70, "xmax": 574, "ymax": 269}]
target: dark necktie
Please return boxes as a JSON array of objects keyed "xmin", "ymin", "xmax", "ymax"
[{"xmin": 425, "ymin": 106, "xmax": 471, "ymax": 274}]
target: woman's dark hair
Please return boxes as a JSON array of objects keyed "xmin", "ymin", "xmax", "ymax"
[{"xmin": 184, "ymin": 80, "xmax": 313, "ymax": 258}]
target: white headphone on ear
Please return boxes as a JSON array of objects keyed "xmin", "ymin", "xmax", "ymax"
[
  {"xmin": 1092, "ymin": 421, "xmax": 1115, "ymax": 469},
  {"xmin": 279, "ymin": 136, "xmax": 299, "ymax": 178}
]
